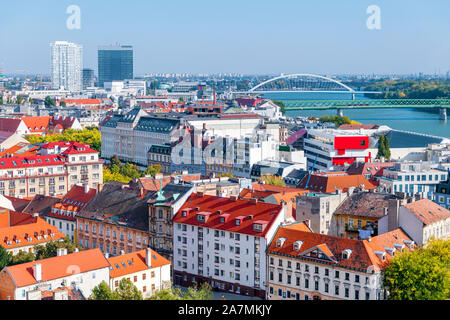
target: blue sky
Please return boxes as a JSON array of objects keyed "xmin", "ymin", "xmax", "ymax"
[{"xmin": 1, "ymin": 0, "xmax": 449, "ymax": 75}]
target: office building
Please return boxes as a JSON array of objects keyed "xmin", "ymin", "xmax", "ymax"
[
  {"xmin": 98, "ymin": 45, "xmax": 133, "ymax": 87},
  {"xmin": 82, "ymin": 68, "xmax": 95, "ymax": 89}
]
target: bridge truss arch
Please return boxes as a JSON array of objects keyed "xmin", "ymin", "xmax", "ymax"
[{"xmin": 248, "ymin": 73, "xmax": 356, "ymax": 93}]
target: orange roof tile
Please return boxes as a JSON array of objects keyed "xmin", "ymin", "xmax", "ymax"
[
  {"xmin": 402, "ymin": 199, "xmax": 450, "ymax": 226},
  {"xmin": 298, "ymin": 172, "xmax": 376, "ymax": 193},
  {"xmin": 0, "ymin": 213, "xmax": 66, "ymax": 250},
  {"xmin": 4, "ymin": 249, "xmax": 109, "ymax": 287},
  {"xmin": 108, "ymin": 249, "xmax": 170, "ymax": 278}
]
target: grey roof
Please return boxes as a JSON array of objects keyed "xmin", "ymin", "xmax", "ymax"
[
  {"xmin": 78, "ymin": 182, "xmax": 156, "ymax": 231},
  {"xmin": 148, "ymin": 183, "xmax": 193, "ymax": 206},
  {"xmin": 135, "ymin": 116, "xmax": 180, "ymax": 133}
]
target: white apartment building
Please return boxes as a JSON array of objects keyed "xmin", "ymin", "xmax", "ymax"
[
  {"xmin": 0, "ymin": 141, "xmax": 103, "ymax": 198},
  {"xmin": 172, "ymin": 193, "xmax": 287, "ymax": 298},
  {"xmin": 0, "ymin": 248, "xmax": 110, "ymax": 300},
  {"xmin": 378, "ymin": 162, "xmax": 448, "ymax": 200},
  {"xmin": 266, "ymin": 224, "xmax": 416, "ymax": 300},
  {"xmin": 107, "ymin": 248, "xmax": 171, "ymax": 298},
  {"xmin": 51, "ymin": 41, "xmax": 83, "ymax": 92}
]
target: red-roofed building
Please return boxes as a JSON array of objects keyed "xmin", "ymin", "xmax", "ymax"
[
  {"xmin": 172, "ymin": 193, "xmax": 288, "ymax": 298},
  {"xmin": 44, "ymin": 184, "xmax": 97, "ymax": 243},
  {"xmin": 107, "ymin": 248, "xmax": 171, "ymax": 298},
  {"xmin": 0, "ymin": 248, "xmax": 110, "ymax": 300},
  {"xmin": 0, "ymin": 141, "xmax": 103, "ymax": 198},
  {"xmin": 266, "ymin": 223, "xmax": 415, "ymax": 300}
]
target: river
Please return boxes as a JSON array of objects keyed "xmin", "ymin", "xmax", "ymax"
[{"xmin": 262, "ymin": 92, "xmax": 450, "ymax": 139}]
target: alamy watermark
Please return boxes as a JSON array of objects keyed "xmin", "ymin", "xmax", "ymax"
[
  {"xmin": 66, "ymin": 5, "xmax": 81, "ymax": 30},
  {"xmin": 366, "ymin": 5, "xmax": 381, "ymax": 30}
]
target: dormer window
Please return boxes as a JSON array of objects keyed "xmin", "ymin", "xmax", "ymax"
[
  {"xmin": 393, "ymin": 243, "xmax": 405, "ymax": 252},
  {"xmin": 374, "ymin": 250, "xmax": 386, "ymax": 261},
  {"xmin": 384, "ymin": 247, "xmax": 396, "ymax": 256},
  {"xmin": 276, "ymin": 237, "xmax": 286, "ymax": 248},
  {"xmin": 235, "ymin": 219, "xmax": 241, "ymax": 226},
  {"xmin": 253, "ymin": 224, "xmax": 262, "ymax": 232},
  {"xmin": 342, "ymin": 249, "xmax": 352, "ymax": 260},
  {"xmin": 220, "ymin": 217, "xmax": 225, "ymax": 223},
  {"xmin": 197, "ymin": 214, "xmax": 205, "ymax": 223},
  {"xmin": 293, "ymin": 240, "xmax": 303, "ymax": 251}
]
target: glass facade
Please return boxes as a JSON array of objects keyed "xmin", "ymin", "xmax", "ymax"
[{"xmin": 98, "ymin": 45, "xmax": 133, "ymax": 87}]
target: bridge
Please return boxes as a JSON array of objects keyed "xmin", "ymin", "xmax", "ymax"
[
  {"xmin": 283, "ymin": 98, "xmax": 450, "ymax": 120},
  {"xmin": 232, "ymin": 73, "xmax": 381, "ymax": 97}
]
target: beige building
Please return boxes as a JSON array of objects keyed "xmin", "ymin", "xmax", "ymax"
[{"xmin": 0, "ymin": 141, "xmax": 102, "ymax": 198}]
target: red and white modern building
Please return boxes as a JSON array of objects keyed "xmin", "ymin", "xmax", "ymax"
[
  {"xmin": 304, "ymin": 129, "xmax": 371, "ymax": 171},
  {"xmin": 172, "ymin": 193, "xmax": 288, "ymax": 298}
]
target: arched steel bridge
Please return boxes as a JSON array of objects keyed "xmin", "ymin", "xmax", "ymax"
[{"xmin": 232, "ymin": 73, "xmax": 381, "ymax": 95}]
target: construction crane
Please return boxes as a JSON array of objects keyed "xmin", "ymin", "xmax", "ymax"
[{"xmin": 304, "ymin": 154, "xmax": 318, "ymax": 189}]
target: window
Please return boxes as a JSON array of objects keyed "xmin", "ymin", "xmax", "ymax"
[
  {"xmin": 278, "ymin": 273, "xmax": 283, "ymax": 282},
  {"xmin": 345, "ymin": 273, "xmax": 350, "ymax": 281},
  {"xmin": 314, "ymin": 266, "xmax": 319, "ymax": 274},
  {"xmin": 324, "ymin": 283, "xmax": 329, "ymax": 293},
  {"xmin": 314, "ymin": 281, "xmax": 319, "ymax": 291},
  {"xmin": 335, "ymin": 270, "xmax": 339, "ymax": 278},
  {"xmin": 355, "ymin": 290, "xmax": 359, "ymax": 300},
  {"xmin": 304, "ymin": 279, "xmax": 309, "ymax": 288},
  {"xmin": 355, "ymin": 275, "xmax": 360, "ymax": 283},
  {"xmin": 335, "ymin": 285, "xmax": 339, "ymax": 295}
]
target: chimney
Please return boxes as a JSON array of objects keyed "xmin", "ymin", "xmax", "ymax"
[
  {"xmin": 145, "ymin": 247, "xmax": 152, "ymax": 268},
  {"xmin": 367, "ymin": 236, "xmax": 372, "ymax": 242},
  {"xmin": 33, "ymin": 263, "xmax": 42, "ymax": 282},
  {"xmin": 32, "ymin": 212, "xmax": 39, "ymax": 218},
  {"xmin": 74, "ymin": 248, "xmax": 79, "ymax": 253},
  {"xmin": 250, "ymin": 198, "xmax": 258, "ymax": 204},
  {"xmin": 105, "ymin": 252, "xmax": 110, "ymax": 258},
  {"xmin": 230, "ymin": 195, "xmax": 238, "ymax": 202},
  {"xmin": 155, "ymin": 173, "xmax": 163, "ymax": 180},
  {"xmin": 57, "ymin": 248, "xmax": 67, "ymax": 256},
  {"xmin": 84, "ymin": 184, "xmax": 89, "ymax": 194},
  {"xmin": 387, "ymin": 199, "xmax": 400, "ymax": 232},
  {"xmin": 120, "ymin": 249, "xmax": 125, "ymax": 255}
]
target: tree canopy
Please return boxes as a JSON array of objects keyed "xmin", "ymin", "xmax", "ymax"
[
  {"xmin": 0, "ymin": 245, "xmax": 11, "ymax": 270},
  {"xmin": 318, "ymin": 115, "xmax": 353, "ymax": 127},
  {"xmin": 272, "ymin": 100, "xmax": 286, "ymax": 115},
  {"xmin": 383, "ymin": 238, "xmax": 450, "ymax": 300},
  {"xmin": 365, "ymin": 79, "xmax": 450, "ymax": 99},
  {"xmin": 259, "ymin": 174, "xmax": 286, "ymax": 187},
  {"xmin": 148, "ymin": 283, "xmax": 213, "ymax": 300},
  {"xmin": 376, "ymin": 135, "xmax": 391, "ymax": 160},
  {"xmin": 89, "ymin": 278, "xmax": 143, "ymax": 300},
  {"xmin": 25, "ymin": 127, "xmax": 101, "ymax": 153},
  {"xmin": 103, "ymin": 156, "xmax": 161, "ymax": 184}
]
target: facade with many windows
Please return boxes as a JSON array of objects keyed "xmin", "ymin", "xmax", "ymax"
[
  {"xmin": 172, "ymin": 193, "xmax": 287, "ymax": 298},
  {"xmin": 266, "ymin": 223, "xmax": 416, "ymax": 300}
]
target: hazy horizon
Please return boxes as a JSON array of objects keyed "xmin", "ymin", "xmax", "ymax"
[{"xmin": 1, "ymin": 0, "xmax": 450, "ymax": 75}]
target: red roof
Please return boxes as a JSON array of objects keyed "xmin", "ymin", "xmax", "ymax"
[
  {"xmin": 49, "ymin": 185, "xmax": 97, "ymax": 220},
  {"xmin": 173, "ymin": 193, "xmax": 283, "ymax": 237},
  {"xmin": 268, "ymin": 224, "xmax": 415, "ymax": 272},
  {"xmin": 21, "ymin": 117, "xmax": 52, "ymax": 133},
  {"xmin": 3, "ymin": 249, "xmax": 109, "ymax": 288},
  {"xmin": 0, "ymin": 154, "xmax": 67, "ymax": 169}
]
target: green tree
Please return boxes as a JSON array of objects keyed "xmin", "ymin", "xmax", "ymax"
[
  {"xmin": 383, "ymin": 238, "xmax": 450, "ymax": 300},
  {"xmin": 44, "ymin": 96, "xmax": 56, "ymax": 107},
  {"xmin": 16, "ymin": 95, "xmax": 23, "ymax": 104},
  {"xmin": 143, "ymin": 165, "xmax": 162, "ymax": 177},
  {"xmin": 34, "ymin": 237, "xmax": 82, "ymax": 260},
  {"xmin": 89, "ymin": 281, "xmax": 116, "ymax": 300},
  {"xmin": 0, "ymin": 246, "xmax": 11, "ymax": 270},
  {"xmin": 148, "ymin": 283, "xmax": 213, "ymax": 300},
  {"xmin": 376, "ymin": 135, "xmax": 391, "ymax": 159},
  {"xmin": 113, "ymin": 278, "xmax": 143, "ymax": 300},
  {"xmin": 9, "ymin": 251, "xmax": 35, "ymax": 266},
  {"xmin": 60, "ymin": 100, "xmax": 67, "ymax": 107},
  {"xmin": 260, "ymin": 174, "xmax": 286, "ymax": 187},
  {"xmin": 272, "ymin": 100, "xmax": 286, "ymax": 115},
  {"xmin": 0, "ymin": 95, "xmax": 4, "ymax": 105}
]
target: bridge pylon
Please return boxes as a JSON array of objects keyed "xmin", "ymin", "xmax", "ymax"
[{"xmin": 439, "ymin": 108, "xmax": 447, "ymax": 121}]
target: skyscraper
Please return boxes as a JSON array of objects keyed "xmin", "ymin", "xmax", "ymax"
[
  {"xmin": 98, "ymin": 45, "xmax": 133, "ymax": 87},
  {"xmin": 82, "ymin": 68, "xmax": 95, "ymax": 89},
  {"xmin": 50, "ymin": 41, "xmax": 83, "ymax": 92}
]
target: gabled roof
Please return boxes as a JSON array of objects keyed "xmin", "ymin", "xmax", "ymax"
[
  {"xmin": 173, "ymin": 193, "xmax": 283, "ymax": 237},
  {"xmin": 22, "ymin": 195, "xmax": 61, "ymax": 216},
  {"xmin": 0, "ymin": 118, "xmax": 22, "ymax": 133},
  {"xmin": 108, "ymin": 249, "xmax": 170, "ymax": 278},
  {"xmin": 21, "ymin": 116, "xmax": 52, "ymax": 133},
  {"xmin": 403, "ymin": 199, "xmax": 450, "ymax": 225},
  {"xmin": 3, "ymin": 248, "xmax": 109, "ymax": 288},
  {"xmin": 334, "ymin": 192, "xmax": 400, "ymax": 219}
]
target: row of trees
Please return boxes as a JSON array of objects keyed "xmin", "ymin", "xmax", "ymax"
[
  {"xmin": 89, "ymin": 281, "xmax": 213, "ymax": 300},
  {"xmin": 0, "ymin": 237, "xmax": 82, "ymax": 269},
  {"xmin": 365, "ymin": 79, "xmax": 450, "ymax": 99},
  {"xmin": 25, "ymin": 127, "xmax": 101, "ymax": 153},
  {"xmin": 103, "ymin": 155, "xmax": 162, "ymax": 183},
  {"xmin": 318, "ymin": 115, "xmax": 353, "ymax": 127},
  {"xmin": 259, "ymin": 174, "xmax": 286, "ymax": 187}
]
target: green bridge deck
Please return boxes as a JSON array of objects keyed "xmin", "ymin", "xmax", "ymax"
[{"xmin": 283, "ymin": 99, "xmax": 450, "ymax": 110}]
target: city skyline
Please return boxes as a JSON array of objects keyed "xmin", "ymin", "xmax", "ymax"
[{"xmin": 1, "ymin": 0, "xmax": 450, "ymax": 76}]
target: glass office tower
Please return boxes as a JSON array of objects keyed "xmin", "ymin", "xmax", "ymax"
[{"xmin": 98, "ymin": 45, "xmax": 133, "ymax": 87}]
